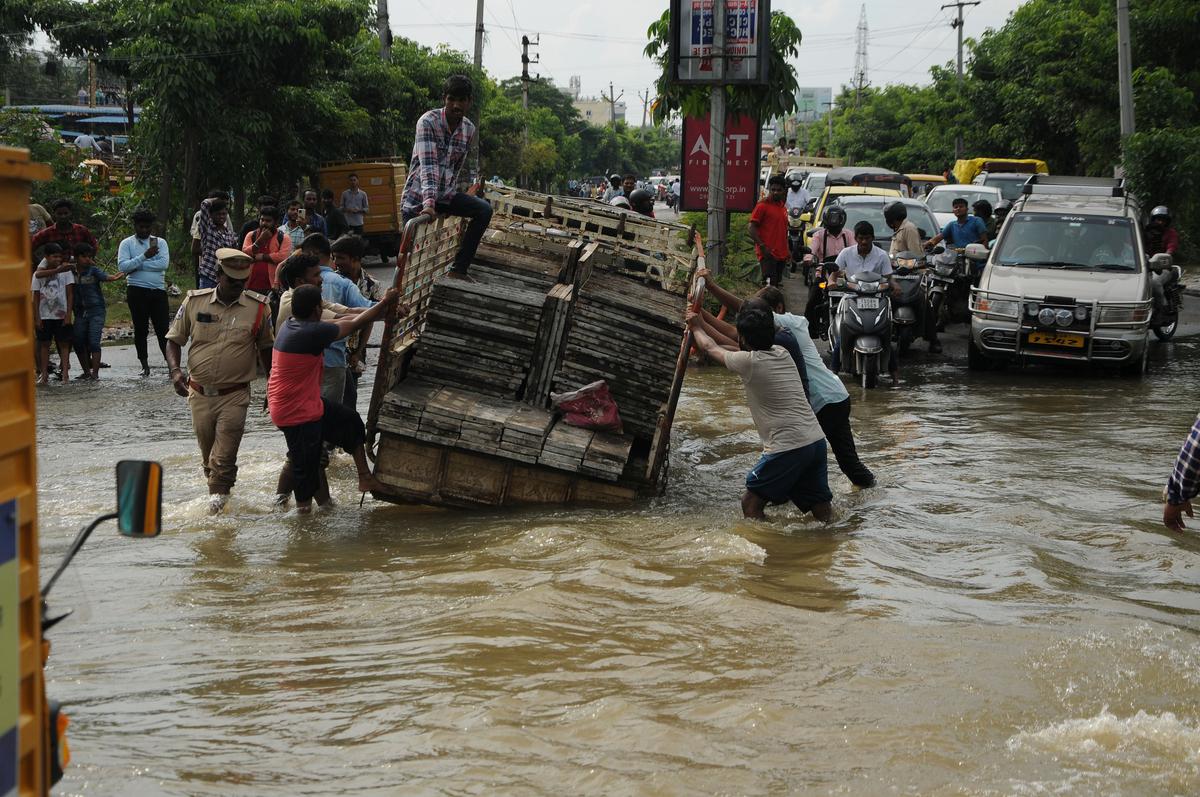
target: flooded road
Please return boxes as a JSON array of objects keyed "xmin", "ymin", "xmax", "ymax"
[{"xmin": 38, "ymin": 320, "xmax": 1200, "ymax": 795}]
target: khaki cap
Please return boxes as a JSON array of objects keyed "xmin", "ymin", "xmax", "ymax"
[{"xmin": 216, "ymin": 247, "xmax": 253, "ymax": 279}]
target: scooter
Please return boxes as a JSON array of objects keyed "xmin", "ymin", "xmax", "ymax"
[
  {"xmin": 890, "ymin": 250, "xmax": 927, "ymax": 355},
  {"xmin": 831, "ymin": 270, "xmax": 893, "ymax": 389},
  {"xmin": 1149, "ymin": 252, "xmax": 1185, "ymax": 341}
]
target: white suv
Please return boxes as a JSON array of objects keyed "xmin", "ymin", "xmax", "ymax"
[{"xmin": 969, "ymin": 175, "xmax": 1152, "ymax": 375}]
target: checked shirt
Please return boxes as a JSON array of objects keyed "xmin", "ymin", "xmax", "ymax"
[
  {"xmin": 1166, "ymin": 414, "xmax": 1200, "ymax": 506},
  {"xmin": 401, "ymin": 109, "xmax": 476, "ymax": 216}
]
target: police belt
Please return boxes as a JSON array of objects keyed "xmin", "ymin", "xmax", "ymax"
[{"xmin": 188, "ymin": 379, "xmax": 249, "ymax": 397}]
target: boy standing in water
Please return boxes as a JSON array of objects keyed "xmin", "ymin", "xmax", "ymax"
[
  {"xmin": 71, "ymin": 242, "xmax": 125, "ymax": 379},
  {"xmin": 687, "ymin": 302, "xmax": 832, "ymax": 521},
  {"xmin": 31, "ymin": 243, "xmax": 75, "ymax": 384}
]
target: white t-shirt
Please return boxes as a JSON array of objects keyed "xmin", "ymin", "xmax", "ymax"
[
  {"xmin": 725, "ymin": 347, "xmax": 825, "ymax": 454},
  {"xmin": 31, "ymin": 268, "xmax": 75, "ymax": 320},
  {"xmin": 835, "ymin": 244, "xmax": 893, "ymax": 277},
  {"xmin": 785, "ymin": 187, "xmax": 810, "ymax": 211}
]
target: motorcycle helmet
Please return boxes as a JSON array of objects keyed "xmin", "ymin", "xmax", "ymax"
[
  {"xmin": 883, "ymin": 200, "xmax": 908, "ymax": 227},
  {"xmin": 1151, "ymin": 205, "xmax": 1171, "ymax": 225},
  {"xmin": 628, "ymin": 188, "xmax": 655, "ymax": 215},
  {"xmin": 788, "ymin": 176, "xmax": 803, "ymax": 189},
  {"xmin": 994, "ymin": 199, "xmax": 1012, "ymax": 220},
  {"xmin": 610, "ymin": 195, "xmax": 631, "ymax": 209},
  {"xmin": 822, "ymin": 205, "xmax": 847, "ymax": 233},
  {"xmin": 972, "ymin": 199, "xmax": 993, "ymax": 218}
]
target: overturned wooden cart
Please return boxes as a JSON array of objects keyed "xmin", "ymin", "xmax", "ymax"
[{"xmin": 365, "ymin": 186, "xmax": 703, "ymax": 508}]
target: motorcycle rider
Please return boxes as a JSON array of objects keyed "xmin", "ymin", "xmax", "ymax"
[
  {"xmin": 601, "ymin": 174, "xmax": 622, "ymax": 202},
  {"xmin": 885, "ymin": 201, "xmax": 921, "ymax": 256},
  {"xmin": 925, "ymin": 197, "xmax": 988, "ymax": 250},
  {"xmin": 993, "ymin": 200, "xmax": 1012, "ymax": 232},
  {"xmin": 1146, "ymin": 206, "xmax": 1180, "ymax": 257},
  {"xmin": 972, "ymin": 199, "xmax": 997, "ymax": 242},
  {"xmin": 785, "ymin": 175, "xmax": 810, "ymax": 213},
  {"xmin": 627, "ymin": 188, "xmax": 656, "ymax": 218},
  {"xmin": 803, "ymin": 205, "xmax": 856, "ymax": 324},
  {"xmin": 834, "ymin": 221, "xmax": 899, "ymax": 382}
]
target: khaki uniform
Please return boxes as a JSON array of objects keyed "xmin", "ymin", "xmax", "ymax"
[{"xmin": 167, "ymin": 288, "xmax": 274, "ymax": 492}]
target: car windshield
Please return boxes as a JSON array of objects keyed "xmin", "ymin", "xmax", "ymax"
[
  {"xmin": 838, "ymin": 202, "xmax": 939, "ymax": 241},
  {"xmin": 927, "ymin": 189, "xmax": 998, "ymax": 212},
  {"xmin": 983, "ymin": 175, "xmax": 1030, "ymax": 201},
  {"xmin": 994, "ymin": 214, "xmax": 1140, "ymax": 271},
  {"xmin": 804, "ymin": 173, "xmax": 826, "ymax": 194}
]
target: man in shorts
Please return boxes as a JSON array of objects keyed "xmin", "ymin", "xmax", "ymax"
[
  {"xmin": 31, "ymin": 243, "xmax": 75, "ymax": 384},
  {"xmin": 687, "ymin": 302, "xmax": 832, "ymax": 520}
]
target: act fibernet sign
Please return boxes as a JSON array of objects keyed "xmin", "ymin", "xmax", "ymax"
[
  {"xmin": 670, "ymin": 0, "xmax": 771, "ymax": 85},
  {"xmin": 680, "ymin": 113, "xmax": 762, "ymax": 213}
]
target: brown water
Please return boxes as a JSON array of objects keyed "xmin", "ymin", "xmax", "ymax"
[{"xmin": 37, "ymin": 338, "xmax": 1200, "ymax": 796}]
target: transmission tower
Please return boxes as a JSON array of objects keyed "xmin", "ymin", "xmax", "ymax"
[{"xmin": 851, "ymin": 4, "xmax": 870, "ymax": 107}]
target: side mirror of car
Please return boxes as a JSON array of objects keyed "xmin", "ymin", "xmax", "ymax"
[
  {"xmin": 964, "ymin": 243, "xmax": 990, "ymax": 261},
  {"xmin": 1148, "ymin": 252, "xmax": 1173, "ymax": 271}
]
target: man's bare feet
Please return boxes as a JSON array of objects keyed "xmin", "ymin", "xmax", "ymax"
[{"xmin": 37, "ymin": 374, "xmax": 49, "ymax": 385}]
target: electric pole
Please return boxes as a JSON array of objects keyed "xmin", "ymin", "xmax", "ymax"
[
  {"xmin": 707, "ymin": 1, "xmax": 727, "ymax": 275},
  {"xmin": 377, "ymin": 0, "xmax": 391, "ymax": 61},
  {"xmin": 520, "ymin": 35, "xmax": 539, "ymax": 188},
  {"xmin": 474, "ymin": 0, "xmax": 485, "ymax": 70},
  {"xmin": 942, "ymin": 0, "xmax": 980, "ymax": 160},
  {"xmin": 602, "ymin": 82, "xmax": 624, "ymax": 125},
  {"xmin": 638, "ymin": 87, "xmax": 652, "ymax": 128},
  {"xmin": 851, "ymin": 6, "xmax": 870, "ymax": 108},
  {"xmin": 1116, "ymin": 0, "xmax": 1135, "ymax": 139},
  {"xmin": 823, "ymin": 101, "xmax": 834, "ymax": 154}
]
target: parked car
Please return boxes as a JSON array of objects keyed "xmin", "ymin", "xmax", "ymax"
[
  {"xmin": 835, "ymin": 195, "xmax": 940, "ymax": 249},
  {"xmin": 969, "ymin": 175, "xmax": 1152, "ymax": 375},
  {"xmin": 925, "ymin": 184, "xmax": 1003, "ymax": 228}
]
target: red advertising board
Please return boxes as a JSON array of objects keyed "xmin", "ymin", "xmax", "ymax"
[{"xmin": 680, "ymin": 113, "xmax": 762, "ymax": 212}]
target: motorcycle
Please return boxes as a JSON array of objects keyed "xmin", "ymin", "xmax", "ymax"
[
  {"xmin": 831, "ymin": 270, "xmax": 893, "ymax": 389},
  {"xmin": 890, "ymin": 250, "xmax": 927, "ymax": 355},
  {"xmin": 787, "ymin": 207, "xmax": 810, "ymax": 283},
  {"xmin": 1149, "ymin": 252, "xmax": 1185, "ymax": 341},
  {"xmin": 804, "ymin": 255, "xmax": 840, "ymax": 340},
  {"xmin": 923, "ymin": 246, "xmax": 981, "ymax": 337}
]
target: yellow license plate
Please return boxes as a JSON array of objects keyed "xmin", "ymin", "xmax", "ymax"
[{"xmin": 1027, "ymin": 331, "xmax": 1085, "ymax": 348}]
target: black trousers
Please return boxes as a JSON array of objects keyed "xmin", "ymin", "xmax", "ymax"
[
  {"xmin": 815, "ymin": 398, "xmax": 875, "ymax": 487},
  {"xmin": 280, "ymin": 399, "xmax": 366, "ymax": 503},
  {"xmin": 127, "ymin": 285, "xmax": 170, "ymax": 364},
  {"xmin": 406, "ymin": 193, "xmax": 494, "ymax": 275}
]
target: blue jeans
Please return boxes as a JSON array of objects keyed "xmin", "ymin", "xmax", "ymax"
[
  {"xmin": 73, "ymin": 308, "xmax": 105, "ymax": 353},
  {"xmin": 406, "ymin": 192, "xmax": 493, "ymax": 275},
  {"xmin": 199, "ymin": 275, "xmax": 218, "ymax": 289}
]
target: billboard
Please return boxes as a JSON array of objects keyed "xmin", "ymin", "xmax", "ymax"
[
  {"xmin": 680, "ymin": 113, "xmax": 762, "ymax": 213},
  {"xmin": 670, "ymin": 0, "xmax": 771, "ymax": 85}
]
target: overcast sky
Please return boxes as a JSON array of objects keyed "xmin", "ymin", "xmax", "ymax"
[{"xmin": 394, "ymin": 0, "xmax": 1027, "ymax": 118}]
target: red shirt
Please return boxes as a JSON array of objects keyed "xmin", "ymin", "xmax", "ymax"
[
  {"xmin": 242, "ymin": 229, "xmax": 292, "ymax": 292},
  {"xmin": 31, "ymin": 223, "xmax": 98, "ymax": 257},
  {"xmin": 268, "ymin": 318, "xmax": 339, "ymax": 427},
  {"xmin": 750, "ymin": 199, "xmax": 789, "ymax": 261}
]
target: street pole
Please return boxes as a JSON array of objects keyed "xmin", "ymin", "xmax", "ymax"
[
  {"xmin": 474, "ymin": 0, "xmax": 485, "ymax": 70},
  {"xmin": 941, "ymin": 1, "xmax": 979, "ymax": 161},
  {"xmin": 377, "ymin": 0, "xmax": 391, "ymax": 60},
  {"xmin": 823, "ymin": 101, "xmax": 834, "ymax": 155},
  {"xmin": 521, "ymin": 36, "xmax": 531, "ymax": 188},
  {"xmin": 88, "ymin": 57, "xmax": 96, "ymax": 107},
  {"xmin": 1116, "ymin": 0, "xmax": 1135, "ymax": 139},
  {"xmin": 707, "ymin": 1, "xmax": 727, "ymax": 276},
  {"xmin": 638, "ymin": 87, "xmax": 651, "ymax": 128}
]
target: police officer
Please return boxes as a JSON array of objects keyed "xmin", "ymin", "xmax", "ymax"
[{"xmin": 166, "ymin": 248, "xmax": 275, "ymax": 514}]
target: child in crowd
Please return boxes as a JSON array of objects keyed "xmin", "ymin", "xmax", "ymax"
[
  {"xmin": 31, "ymin": 243, "xmax": 75, "ymax": 384},
  {"xmin": 71, "ymin": 242, "xmax": 125, "ymax": 379}
]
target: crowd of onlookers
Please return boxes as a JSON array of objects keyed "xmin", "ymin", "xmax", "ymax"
[{"xmin": 26, "ymin": 175, "xmax": 380, "ymax": 386}]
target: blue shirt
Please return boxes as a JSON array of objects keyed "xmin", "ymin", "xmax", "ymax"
[
  {"xmin": 73, "ymin": 266, "xmax": 110, "ymax": 311},
  {"xmin": 940, "ymin": 215, "xmax": 987, "ymax": 248},
  {"xmin": 774, "ymin": 311, "xmax": 849, "ymax": 413},
  {"xmin": 118, "ymin": 234, "xmax": 170, "ymax": 290},
  {"xmin": 318, "ymin": 265, "xmax": 372, "ymax": 367}
]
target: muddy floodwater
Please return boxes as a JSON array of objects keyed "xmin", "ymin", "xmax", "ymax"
[{"xmin": 36, "ymin": 331, "xmax": 1200, "ymax": 796}]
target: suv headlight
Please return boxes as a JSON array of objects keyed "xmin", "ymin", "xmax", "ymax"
[
  {"xmin": 1099, "ymin": 306, "xmax": 1151, "ymax": 324},
  {"xmin": 975, "ymin": 297, "xmax": 1019, "ymax": 317}
]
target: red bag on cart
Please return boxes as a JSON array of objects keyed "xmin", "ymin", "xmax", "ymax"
[{"xmin": 550, "ymin": 380, "xmax": 624, "ymax": 434}]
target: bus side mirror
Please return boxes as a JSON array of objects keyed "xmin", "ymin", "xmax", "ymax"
[{"xmin": 117, "ymin": 460, "xmax": 163, "ymax": 538}]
